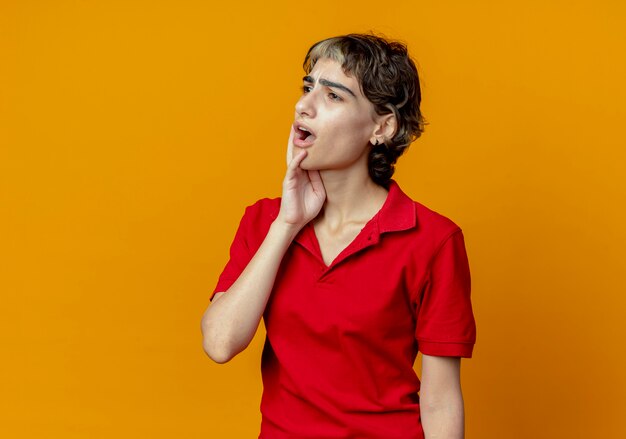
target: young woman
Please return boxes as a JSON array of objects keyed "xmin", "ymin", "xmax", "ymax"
[{"xmin": 201, "ymin": 33, "xmax": 476, "ymax": 439}]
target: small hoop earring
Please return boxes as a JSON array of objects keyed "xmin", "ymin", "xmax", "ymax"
[{"xmin": 374, "ymin": 139, "xmax": 380, "ymax": 146}]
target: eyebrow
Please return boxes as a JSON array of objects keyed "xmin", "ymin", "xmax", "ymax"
[{"xmin": 303, "ymin": 75, "xmax": 357, "ymax": 98}]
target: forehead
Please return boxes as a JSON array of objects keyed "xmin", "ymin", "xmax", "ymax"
[{"xmin": 308, "ymin": 58, "xmax": 363, "ymax": 97}]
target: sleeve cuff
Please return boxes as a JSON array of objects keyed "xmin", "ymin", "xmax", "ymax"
[
  {"xmin": 209, "ymin": 288, "xmax": 227, "ymax": 302},
  {"xmin": 211, "ymin": 278, "xmax": 238, "ymax": 302},
  {"xmin": 418, "ymin": 340, "xmax": 475, "ymax": 358}
]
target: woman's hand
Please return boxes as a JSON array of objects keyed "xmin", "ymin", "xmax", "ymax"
[{"xmin": 276, "ymin": 126, "xmax": 326, "ymax": 229}]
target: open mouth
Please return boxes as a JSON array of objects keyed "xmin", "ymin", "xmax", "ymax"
[{"xmin": 295, "ymin": 125, "xmax": 315, "ymax": 142}]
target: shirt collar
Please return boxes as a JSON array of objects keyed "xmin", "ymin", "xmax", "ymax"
[
  {"xmin": 291, "ymin": 179, "xmax": 417, "ymax": 267},
  {"xmin": 292, "ymin": 179, "xmax": 417, "ymax": 246},
  {"xmin": 375, "ymin": 179, "xmax": 417, "ymax": 234}
]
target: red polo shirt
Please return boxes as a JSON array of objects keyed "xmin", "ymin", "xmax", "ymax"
[{"xmin": 211, "ymin": 180, "xmax": 476, "ymax": 439}]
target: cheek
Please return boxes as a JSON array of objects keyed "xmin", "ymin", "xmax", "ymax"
[
  {"xmin": 324, "ymin": 120, "xmax": 373, "ymax": 161},
  {"xmin": 325, "ymin": 111, "xmax": 372, "ymax": 138},
  {"xmin": 342, "ymin": 117, "xmax": 375, "ymax": 146}
]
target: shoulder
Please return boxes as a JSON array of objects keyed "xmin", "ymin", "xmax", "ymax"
[
  {"xmin": 413, "ymin": 200, "xmax": 462, "ymax": 242},
  {"xmin": 390, "ymin": 180, "xmax": 462, "ymax": 244},
  {"xmin": 235, "ymin": 197, "xmax": 281, "ymax": 247},
  {"xmin": 411, "ymin": 201, "xmax": 468, "ymax": 269},
  {"xmin": 243, "ymin": 196, "xmax": 281, "ymax": 221}
]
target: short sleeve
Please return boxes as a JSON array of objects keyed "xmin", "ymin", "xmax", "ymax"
[
  {"xmin": 210, "ymin": 205, "xmax": 255, "ymax": 301},
  {"xmin": 415, "ymin": 229, "xmax": 476, "ymax": 358}
]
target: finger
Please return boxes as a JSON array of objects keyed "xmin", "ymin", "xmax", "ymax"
[
  {"xmin": 287, "ymin": 149, "xmax": 307, "ymax": 172},
  {"xmin": 286, "ymin": 125, "xmax": 295, "ymax": 166},
  {"xmin": 307, "ymin": 169, "xmax": 321, "ymax": 185},
  {"xmin": 307, "ymin": 170, "xmax": 326, "ymax": 194}
]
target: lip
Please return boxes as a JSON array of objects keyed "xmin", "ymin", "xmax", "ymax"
[{"xmin": 293, "ymin": 121, "xmax": 316, "ymax": 148}]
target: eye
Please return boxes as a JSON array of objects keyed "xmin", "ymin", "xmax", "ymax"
[
  {"xmin": 328, "ymin": 92, "xmax": 342, "ymax": 101},
  {"xmin": 302, "ymin": 85, "xmax": 313, "ymax": 94}
]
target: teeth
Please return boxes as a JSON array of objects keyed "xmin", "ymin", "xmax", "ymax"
[{"xmin": 299, "ymin": 127, "xmax": 309, "ymax": 132}]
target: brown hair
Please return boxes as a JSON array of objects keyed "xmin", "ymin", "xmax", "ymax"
[{"xmin": 303, "ymin": 33, "xmax": 426, "ymax": 187}]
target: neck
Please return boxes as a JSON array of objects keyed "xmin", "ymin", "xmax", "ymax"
[{"xmin": 316, "ymin": 168, "xmax": 389, "ymax": 229}]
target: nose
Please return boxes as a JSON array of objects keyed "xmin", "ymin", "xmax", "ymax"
[{"xmin": 295, "ymin": 88, "xmax": 316, "ymax": 118}]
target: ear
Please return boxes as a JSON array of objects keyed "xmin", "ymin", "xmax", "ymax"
[{"xmin": 370, "ymin": 112, "xmax": 398, "ymax": 145}]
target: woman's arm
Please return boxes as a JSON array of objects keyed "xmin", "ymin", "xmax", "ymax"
[
  {"xmin": 201, "ymin": 145, "xmax": 326, "ymax": 363},
  {"xmin": 420, "ymin": 354, "xmax": 465, "ymax": 439},
  {"xmin": 201, "ymin": 219, "xmax": 299, "ymax": 363}
]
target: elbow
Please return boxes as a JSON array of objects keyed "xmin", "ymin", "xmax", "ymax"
[
  {"xmin": 201, "ymin": 315, "xmax": 236, "ymax": 364},
  {"xmin": 203, "ymin": 341, "xmax": 234, "ymax": 364}
]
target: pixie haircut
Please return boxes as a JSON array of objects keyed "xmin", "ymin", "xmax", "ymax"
[{"xmin": 303, "ymin": 33, "xmax": 426, "ymax": 188}]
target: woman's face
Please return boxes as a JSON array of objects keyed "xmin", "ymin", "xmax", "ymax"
[{"xmin": 290, "ymin": 58, "xmax": 379, "ymax": 172}]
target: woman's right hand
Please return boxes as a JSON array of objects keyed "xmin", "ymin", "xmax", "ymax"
[{"xmin": 276, "ymin": 126, "xmax": 326, "ymax": 230}]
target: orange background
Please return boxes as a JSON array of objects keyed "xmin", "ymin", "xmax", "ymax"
[{"xmin": 1, "ymin": 1, "xmax": 625, "ymax": 438}]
